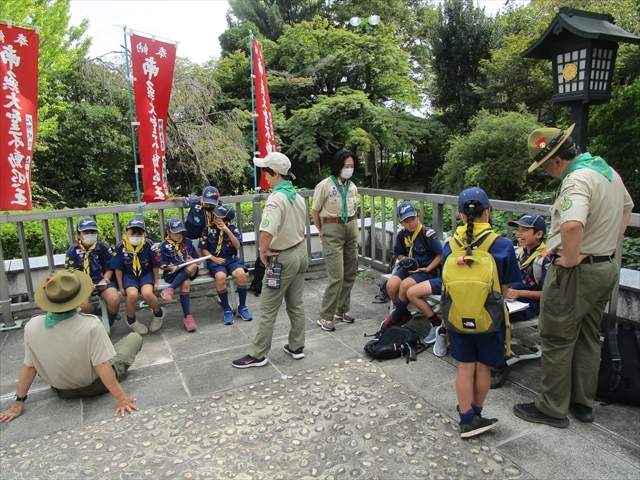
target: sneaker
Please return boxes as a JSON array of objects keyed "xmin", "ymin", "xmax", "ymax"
[
  {"xmin": 283, "ymin": 344, "xmax": 305, "ymax": 359},
  {"xmin": 238, "ymin": 305, "xmax": 253, "ymax": 321},
  {"xmin": 424, "ymin": 324, "xmax": 438, "ymax": 344},
  {"xmin": 460, "ymin": 415, "xmax": 499, "ymax": 438},
  {"xmin": 128, "ymin": 320, "xmax": 148, "ymax": 335},
  {"xmin": 232, "ymin": 354, "xmax": 268, "ymax": 369},
  {"xmin": 183, "ymin": 314, "xmax": 197, "ymax": 332},
  {"xmin": 223, "ymin": 308, "xmax": 234, "ymax": 325},
  {"xmin": 334, "ymin": 311, "xmax": 355, "ymax": 323},
  {"xmin": 380, "ymin": 311, "xmax": 413, "ymax": 331},
  {"xmin": 149, "ymin": 308, "xmax": 165, "ymax": 332},
  {"xmin": 433, "ymin": 325, "xmax": 447, "ymax": 357},
  {"xmin": 490, "ymin": 363, "xmax": 510, "ymax": 389},
  {"xmin": 569, "ymin": 403, "xmax": 594, "ymax": 423},
  {"xmin": 316, "ymin": 318, "xmax": 335, "ymax": 331},
  {"xmin": 161, "ymin": 287, "xmax": 174, "ymax": 302}
]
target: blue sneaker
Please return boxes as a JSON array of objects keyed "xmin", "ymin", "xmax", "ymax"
[
  {"xmin": 223, "ymin": 308, "xmax": 234, "ymax": 325},
  {"xmin": 238, "ymin": 305, "xmax": 253, "ymax": 321}
]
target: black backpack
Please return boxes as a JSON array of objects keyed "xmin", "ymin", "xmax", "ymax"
[
  {"xmin": 249, "ymin": 257, "xmax": 266, "ymax": 296},
  {"xmin": 596, "ymin": 322, "xmax": 640, "ymax": 406},
  {"xmin": 364, "ymin": 326, "xmax": 427, "ymax": 363}
]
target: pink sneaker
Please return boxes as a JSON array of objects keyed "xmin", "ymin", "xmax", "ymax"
[
  {"xmin": 183, "ymin": 314, "xmax": 197, "ymax": 332},
  {"xmin": 161, "ymin": 287, "xmax": 174, "ymax": 302}
]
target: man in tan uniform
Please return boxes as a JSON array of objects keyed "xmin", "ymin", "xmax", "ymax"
[
  {"xmin": 233, "ymin": 152, "xmax": 309, "ymax": 368},
  {"xmin": 312, "ymin": 150, "xmax": 359, "ymax": 332},
  {"xmin": 514, "ymin": 124, "xmax": 633, "ymax": 427},
  {"xmin": 0, "ymin": 270, "xmax": 142, "ymax": 422}
]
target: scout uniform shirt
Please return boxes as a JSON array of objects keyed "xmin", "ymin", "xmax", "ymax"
[
  {"xmin": 159, "ymin": 237, "xmax": 199, "ymax": 267},
  {"xmin": 65, "ymin": 242, "xmax": 114, "ymax": 283},
  {"xmin": 546, "ymin": 167, "xmax": 634, "ymax": 255},
  {"xmin": 183, "ymin": 196, "xmax": 209, "ymax": 239},
  {"xmin": 393, "ymin": 226, "xmax": 443, "ymax": 269},
  {"xmin": 111, "ymin": 239, "xmax": 161, "ymax": 276},
  {"xmin": 200, "ymin": 224, "xmax": 243, "ymax": 258},
  {"xmin": 312, "ymin": 177, "xmax": 358, "ymax": 219},
  {"xmin": 260, "ymin": 191, "xmax": 306, "ymax": 250}
]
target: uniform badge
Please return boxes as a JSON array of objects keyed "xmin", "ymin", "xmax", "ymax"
[
  {"xmin": 330, "ymin": 186, "xmax": 338, "ymax": 196},
  {"xmin": 561, "ymin": 195, "xmax": 573, "ymax": 212},
  {"xmin": 76, "ymin": 249, "xmax": 83, "ymax": 256},
  {"xmin": 261, "ymin": 219, "xmax": 270, "ymax": 228}
]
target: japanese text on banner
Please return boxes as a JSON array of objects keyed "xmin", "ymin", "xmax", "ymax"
[
  {"xmin": 0, "ymin": 24, "xmax": 39, "ymax": 211},
  {"xmin": 129, "ymin": 34, "xmax": 176, "ymax": 203}
]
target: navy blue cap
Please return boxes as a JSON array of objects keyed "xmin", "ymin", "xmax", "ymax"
[
  {"xmin": 398, "ymin": 202, "xmax": 418, "ymax": 221},
  {"xmin": 76, "ymin": 218, "xmax": 97, "ymax": 232},
  {"xmin": 458, "ymin": 187, "xmax": 491, "ymax": 213},
  {"xmin": 201, "ymin": 186, "xmax": 221, "ymax": 205},
  {"xmin": 166, "ymin": 218, "xmax": 187, "ymax": 233},
  {"xmin": 509, "ymin": 213, "xmax": 547, "ymax": 235},
  {"xmin": 126, "ymin": 218, "xmax": 146, "ymax": 230},
  {"xmin": 399, "ymin": 257, "xmax": 419, "ymax": 271},
  {"xmin": 213, "ymin": 204, "xmax": 235, "ymax": 221}
]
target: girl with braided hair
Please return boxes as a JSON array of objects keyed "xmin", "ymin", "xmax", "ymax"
[{"xmin": 442, "ymin": 187, "xmax": 520, "ymax": 438}]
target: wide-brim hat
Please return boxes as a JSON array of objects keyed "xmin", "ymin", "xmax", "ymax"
[
  {"xmin": 34, "ymin": 270, "xmax": 93, "ymax": 313},
  {"xmin": 527, "ymin": 124, "xmax": 575, "ymax": 173}
]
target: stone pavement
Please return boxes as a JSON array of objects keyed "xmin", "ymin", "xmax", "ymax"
[{"xmin": 0, "ymin": 266, "xmax": 639, "ymax": 479}]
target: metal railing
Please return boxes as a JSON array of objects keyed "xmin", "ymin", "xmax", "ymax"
[{"xmin": 2, "ymin": 188, "xmax": 638, "ymax": 328}]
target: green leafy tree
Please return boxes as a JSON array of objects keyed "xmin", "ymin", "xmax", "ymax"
[
  {"xmin": 434, "ymin": 109, "xmax": 542, "ymax": 199},
  {"xmin": 428, "ymin": 0, "xmax": 500, "ymax": 131},
  {"xmin": 589, "ymin": 78, "xmax": 640, "ymax": 213}
]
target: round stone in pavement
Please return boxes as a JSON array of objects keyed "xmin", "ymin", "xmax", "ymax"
[{"xmin": 0, "ymin": 359, "xmax": 526, "ymax": 479}]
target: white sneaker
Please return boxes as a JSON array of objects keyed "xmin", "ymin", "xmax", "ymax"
[
  {"xmin": 128, "ymin": 320, "xmax": 148, "ymax": 335},
  {"xmin": 149, "ymin": 307, "xmax": 165, "ymax": 332},
  {"xmin": 433, "ymin": 325, "xmax": 448, "ymax": 357},
  {"xmin": 424, "ymin": 325, "xmax": 438, "ymax": 344}
]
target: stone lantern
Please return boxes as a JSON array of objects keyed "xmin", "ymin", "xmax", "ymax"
[{"xmin": 522, "ymin": 7, "xmax": 640, "ymax": 151}]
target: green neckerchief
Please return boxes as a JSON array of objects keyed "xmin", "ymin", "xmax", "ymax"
[
  {"xmin": 272, "ymin": 180, "xmax": 297, "ymax": 204},
  {"xmin": 44, "ymin": 311, "xmax": 78, "ymax": 328},
  {"xmin": 452, "ymin": 222, "xmax": 493, "ymax": 249},
  {"xmin": 563, "ymin": 152, "xmax": 613, "ymax": 181},
  {"xmin": 329, "ymin": 175, "xmax": 351, "ymax": 224}
]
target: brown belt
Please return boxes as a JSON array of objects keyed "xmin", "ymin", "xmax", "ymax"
[{"xmin": 323, "ymin": 215, "xmax": 356, "ymax": 224}]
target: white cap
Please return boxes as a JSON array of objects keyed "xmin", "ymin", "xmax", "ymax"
[{"xmin": 253, "ymin": 152, "xmax": 295, "ymax": 179}]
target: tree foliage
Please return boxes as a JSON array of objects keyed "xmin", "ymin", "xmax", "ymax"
[
  {"xmin": 428, "ymin": 0, "xmax": 500, "ymax": 131},
  {"xmin": 434, "ymin": 109, "xmax": 542, "ymax": 199}
]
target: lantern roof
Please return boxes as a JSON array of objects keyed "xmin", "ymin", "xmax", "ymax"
[{"xmin": 522, "ymin": 7, "xmax": 640, "ymax": 59}]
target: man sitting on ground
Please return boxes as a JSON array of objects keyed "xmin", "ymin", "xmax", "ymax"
[{"xmin": 0, "ymin": 270, "xmax": 142, "ymax": 422}]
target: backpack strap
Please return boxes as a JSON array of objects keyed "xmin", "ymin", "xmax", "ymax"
[
  {"xmin": 607, "ymin": 327, "xmax": 623, "ymax": 398},
  {"xmin": 473, "ymin": 230, "xmax": 500, "ymax": 253}
]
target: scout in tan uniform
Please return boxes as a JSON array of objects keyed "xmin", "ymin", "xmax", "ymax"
[
  {"xmin": 312, "ymin": 150, "xmax": 359, "ymax": 332},
  {"xmin": 233, "ymin": 152, "xmax": 309, "ymax": 368},
  {"xmin": 514, "ymin": 124, "xmax": 634, "ymax": 427}
]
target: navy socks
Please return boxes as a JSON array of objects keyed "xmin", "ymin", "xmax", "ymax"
[
  {"xmin": 180, "ymin": 293, "xmax": 191, "ymax": 316},
  {"xmin": 169, "ymin": 269, "xmax": 191, "ymax": 290}
]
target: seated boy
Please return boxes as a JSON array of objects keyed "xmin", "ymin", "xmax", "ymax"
[
  {"xmin": 65, "ymin": 218, "xmax": 121, "ymax": 326},
  {"xmin": 112, "ymin": 219, "xmax": 164, "ymax": 335},
  {"xmin": 178, "ymin": 186, "xmax": 222, "ymax": 239},
  {"xmin": 159, "ymin": 218, "xmax": 200, "ymax": 332},
  {"xmin": 199, "ymin": 205, "xmax": 252, "ymax": 325},
  {"xmin": 381, "ymin": 202, "xmax": 443, "ymax": 333},
  {"xmin": 491, "ymin": 213, "xmax": 551, "ymax": 388}
]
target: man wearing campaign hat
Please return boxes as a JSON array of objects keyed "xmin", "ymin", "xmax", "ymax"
[
  {"xmin": 0, "ymin": 270, "xmax": 142, "ymax": 423},
  {"xmin": 514, "ymin": 125, "xmax": 634, "ymax": 427},
  {"xmin": 233, "ymin": 152, "xmax": 309, "ymax": 368},
  {"xmin": 491, "ymin": 213, "xmax": 551, "ymax": 389}
]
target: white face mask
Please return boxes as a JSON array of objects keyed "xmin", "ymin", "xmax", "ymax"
[
  {"xmin": 81, "ymin": 234, "xmax": 97, "ymax": 245},
  {"xmin": 127, "ymin": 236, "xmax": 143, "ymax": 246},
  {"xmin": 341, "ymin": 168, "xmax": 354, "ymax": 179}
]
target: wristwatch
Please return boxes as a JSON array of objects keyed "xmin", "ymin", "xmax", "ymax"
[{"xmin": 14, "ymin": 394, "xmax": 27, "ymax": 402}]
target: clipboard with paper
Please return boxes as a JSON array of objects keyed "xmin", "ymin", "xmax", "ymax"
[{"xmin": 171, "ymin": 255, "xmax": 212, "ymax": 272}]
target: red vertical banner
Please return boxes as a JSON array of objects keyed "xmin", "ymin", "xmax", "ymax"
[
  {"xmin": 252, "ymin": 39, "xmax": 276, "ymax": 190},
  {"xmin": 129, "ymin": 34, "xmax": 177, "ymax": 203},
  {"xmin": 0, "ymin": 24, "xmax": 39, "ymax": 211}
]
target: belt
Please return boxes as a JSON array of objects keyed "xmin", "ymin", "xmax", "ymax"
[
  {"xmin": 323, "ymin": 215, "xmax": 356, "ymax": 224},
  {"xmin": 270, "ymin": 241, "xmax": 303, "ymax": 253},
  {"xmin": 551, "ymin": 254, "xmax": 613, "ymax": 264}
]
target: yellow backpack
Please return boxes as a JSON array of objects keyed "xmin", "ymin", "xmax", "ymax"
[{"xmin": 441, "ymin": 228, "xmax": 507, "ymax": 334}]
